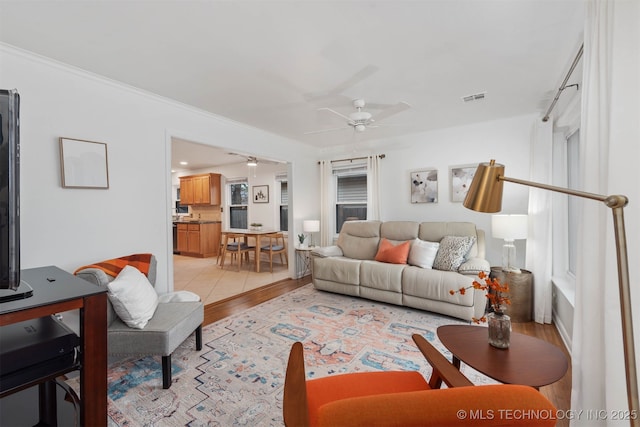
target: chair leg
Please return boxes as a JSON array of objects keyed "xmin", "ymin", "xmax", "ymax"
[
  {"xmin": 195, "ymin": 325, "xmax": 203, "ymax": 351},
  {"xmin": 162, "ymin": 355, "xmax": 172, "ymax": 389}
]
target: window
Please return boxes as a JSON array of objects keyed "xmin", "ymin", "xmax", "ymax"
[
  {"xmin": 228, "ymin": 178, "xmax": 248, "ymax": 229},
  {"xmin": 566, "ymin": 130, "xmax": 580, "ymax": 276},
  {"xmin": 335, "ymin": 173, "xmax": 367, "ymax": 233},
  {"xmin": 279, "ymin": 180, "xmax": 288, "ymax": 231}
]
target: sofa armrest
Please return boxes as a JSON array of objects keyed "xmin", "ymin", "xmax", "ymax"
[
  {"xmin": 458, "ymin": 257, "xmax": 491, "ymax": 275},
  {"xmin": 311, "ymin": 246, "xmax": 343, "ymax": 258}
]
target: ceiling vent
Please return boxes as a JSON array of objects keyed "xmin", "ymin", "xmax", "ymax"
[{"xmin": 462, "ymin": 92, "xmax": 487, "ymax": 103}]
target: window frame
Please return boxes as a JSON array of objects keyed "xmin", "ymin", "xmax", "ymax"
[{"xmin": 227, "ymin": 178, "xmax": 249, "ymax": 229}]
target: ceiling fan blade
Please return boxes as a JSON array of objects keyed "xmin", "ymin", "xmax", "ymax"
[
  {"xmin": 304, "ymin": 126, "xmax": 351, "ymax": 135},
  {"xmin": 304, "ymin": 65, "xmax": 379, "ymax": 102},
  {"xmin": 318, "ymin": 107, "xmax": 355, "ymax": 124},
  {"xmin": 370, "ymin": 101, "xmax": 411, "ymax": 123}
]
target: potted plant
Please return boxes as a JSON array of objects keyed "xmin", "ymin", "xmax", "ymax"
[
  {"xmin": 298, "ymin": 233, "xmax": 307, "ymax": 248},
  {"xmin": 250, "ymin": 222, "xmax": 262, "ymax": 231},
  {"xmin": 450, "ymin": 271, "xmax": 511, "ymax": 348}
]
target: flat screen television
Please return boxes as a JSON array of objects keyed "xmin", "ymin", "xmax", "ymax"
[{"xmin": 1, "ymin": 89, "xmax": 33, "ymax": 302}]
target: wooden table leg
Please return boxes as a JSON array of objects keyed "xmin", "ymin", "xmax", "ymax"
[
  {"xmin": 80, "ymin": 292, "xmax": 107, "ymax": 426},
  {"xmin": 255, "ymin": 235, "xmax": 261, "ymax": 272},
  {"xmin": 219, "ymin": 234, "xmax": 228, "ymax": 268}
]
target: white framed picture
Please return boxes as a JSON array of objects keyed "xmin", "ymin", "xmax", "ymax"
[
  {"xmin": 59, "ymin": 137, "xmax": 109, "ymax": 189},
  {"xmin": 449, "ymin": 164, "xmax": 477, "ymax": 202},
  {"xmin": 410, "ymin": 169, "xmax": 438, "ymax": 203}
]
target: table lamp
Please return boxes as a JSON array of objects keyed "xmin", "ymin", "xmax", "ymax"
[
  {"xmin": 463, "ymin": 159, "xmax": 637, "ymax": 425},
  {"xmin": 492, "ymin": 214, "xmax": 528, "ymax": 273},
  {"xmin": 303, "ymin": 220, "xmax": 320, "ymax": 247}
]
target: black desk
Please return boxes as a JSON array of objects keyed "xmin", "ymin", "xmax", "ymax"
[{"xmin": 0, "ymin": 266, "xmax": 108, "ymax": 426}]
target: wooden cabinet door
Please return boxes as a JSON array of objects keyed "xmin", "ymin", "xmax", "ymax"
[
  {"xmin": 180, "ymin": 177, "xmax": 194, "ymax": 205},
  {"xmin": 209, "ymin": 174, "xmax": 221, "ymax": 205},
  {"xmin": 176, "ymin": 224, "xmax": 189, "ymax": 252},
  {"xmin": 197, "ymin": 175, "xmax": 211, "ymax": 205},
  {"xmin": 180, "ymin": 173, "xmax": 221, "ymax": 206},
  {"xmin": 187, "ymin": 224, "xmax": 201, "ymax": 253}
]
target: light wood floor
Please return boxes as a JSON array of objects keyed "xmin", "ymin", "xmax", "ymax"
[
  {"xmin": 198, "ymin": 274, "xmax": 572, "ymax": 426},
  {"xmin": 173, "ymin": 253, "xmax": 290, "ymax": 305}
]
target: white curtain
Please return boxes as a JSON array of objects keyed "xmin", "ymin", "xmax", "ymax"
[
  {"xmin": 526, "ymin": 119, "xmax": 553, "ymax": 324},
  {"xmin": 571, "ymin": 0, "xmax": 639, "ymax": 423},
  {"xmin": 366, "ymin": 155, "xmax": 381, "ymax": 220},
  {"xmin": 319, "ymin": 160, "xmax": 334, "ymax": 247}
]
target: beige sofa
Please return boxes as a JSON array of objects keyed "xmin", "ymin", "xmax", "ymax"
[{"xmin": 311, "ymin": 221, "xmax": 490, "ymax": 322}]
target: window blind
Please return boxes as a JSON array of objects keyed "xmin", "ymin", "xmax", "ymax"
[{"xmin": 337, "ymin": 175, "xmax": 367, "ymax": 203}]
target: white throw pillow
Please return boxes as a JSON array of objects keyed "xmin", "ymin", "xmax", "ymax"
[
  {"xmin": 107, "ymin": 265, "xmax": 159, "ymax": 329},
  {"xmin": 408, "ymin": 239, "xmax": 440, "ymax": 269},
  {"xmin": 432, "ymin": 235, "xmax": 476, "ymax": 271}
]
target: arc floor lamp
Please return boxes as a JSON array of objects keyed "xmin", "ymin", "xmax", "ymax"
[{"xmin": 464, "ymin": 160, "xmax": 638, "ymax": 425}]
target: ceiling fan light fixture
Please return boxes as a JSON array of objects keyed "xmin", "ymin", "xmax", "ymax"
[
  {"xmin": 247, "ymin": 156, "xmax": 258, "ymax": 166},
  {"xmin": 355, "ymin": 124, "xmax": 366, "ymax": 132}
]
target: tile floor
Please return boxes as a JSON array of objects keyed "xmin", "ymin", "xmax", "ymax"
[{"xmin": 173, "ymin": 253, "xmax": 290, "ymax": 305}]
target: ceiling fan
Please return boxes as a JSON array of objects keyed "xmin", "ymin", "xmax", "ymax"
[{"xmin": 305, "ymin": 98, "xmax": 411, "ymax": 135}]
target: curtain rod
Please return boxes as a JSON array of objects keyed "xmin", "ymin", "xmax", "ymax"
[
  {"xmin": 318, "ymin": 154, "xmax": 385, "ymax": 164},
  {"xmin": 542, "ymin": 44, "xmax": 584, "ymax": 122}
]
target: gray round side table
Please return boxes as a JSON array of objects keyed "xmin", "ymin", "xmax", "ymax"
[{"xmin": 489, "ymin": 267, "xmax": 533, "ymax": 323}]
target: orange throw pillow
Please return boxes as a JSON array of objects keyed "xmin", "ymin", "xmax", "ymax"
[{"xmin": 374, "ymin": 238, "xmax": 411, "ymax": 264}]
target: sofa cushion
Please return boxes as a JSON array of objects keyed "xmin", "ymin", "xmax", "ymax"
[
  {"xmin": 408, "ymin": 239, "xmax": 440, "ymax": 269},
  {"xmin": 337, "ymin": 221, "xmax": 382, "ymax": 260},
  {"xmin": 107, "ymin": 265, "xmax": 159, "ymax": 329},
  {"xmin": 361, "ymin": 260, "xmax": 405, "ymax": 294},
  {"xmin": 374, "ymin": 238, "xmax": 411, "ymax": 264},
  {"xmin": 419, "ymin": 222, "xmax": 480, "ymax": 258},
  {"xmin": 380, "ymin": 221, "xmax": 420, "ymax": 243},
  {"xmin": 314, "ymin": 257, "xmax": 362, "ymax": 285},
  {"xmin": 402, "ymin": 266, "xmax": 476, "ymax": 307},
  {"xmin": 432, "ymin": 235, "xmax": 476, "ymax": 271}
]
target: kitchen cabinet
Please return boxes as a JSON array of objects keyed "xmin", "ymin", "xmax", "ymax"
[
  {"xmin": 179, "ymin": 173, "xmax": 221, "ymax": 206},
  {"xmin": 176, "ymin": 222, "xmax": 221, "ymax": 257}
]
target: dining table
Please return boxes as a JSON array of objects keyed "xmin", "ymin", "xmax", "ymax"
[{"xmin": 220, "ymin": 228, "xmax": 280, "ymax": 273}]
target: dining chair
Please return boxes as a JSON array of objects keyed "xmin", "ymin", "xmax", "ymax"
[
  {"xmin": 220, "ymin": 233, "xmax": 253, "ymax": 271},
  {"xmin": 259, "ymin": 232, "xmax": 288, "ymax": 272}
]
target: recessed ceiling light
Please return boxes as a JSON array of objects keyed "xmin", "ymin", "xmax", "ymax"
[{"xmin": 180, "ymin": 161, "xmax": 188, "ymax": 165}]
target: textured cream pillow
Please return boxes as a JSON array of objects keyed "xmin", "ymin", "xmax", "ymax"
[
  {"xmin": 433, "ymin": 236, "xmax": 476, "ymax": 271},
  {"xmin": 408, "ymin": 239, "xmax": 440, "ymax": 269},
  {"xmin": 107, "ymin": 265, "xmax": 159, "ymax": 329}
]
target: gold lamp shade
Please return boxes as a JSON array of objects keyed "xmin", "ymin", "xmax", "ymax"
[{"xmin": 463, "ymin": 160, "xmax": 505, "ymax": 213}]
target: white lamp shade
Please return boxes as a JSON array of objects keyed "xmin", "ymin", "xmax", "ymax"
[
  {"xmin": 303, "ymin": 220, "xmax": 320, "ymax": 233},
  {"xmin": 492, "ymin": 214, "xmax": 528, "ymax": 240}
]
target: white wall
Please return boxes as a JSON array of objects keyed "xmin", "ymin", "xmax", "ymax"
[
  {"xmin": 1, "ymin": 45, "xmax": 318, "ymax": 293},
  {"xmin": 320, "ymin": 114, "xmax": 536, "ymax": 268}
]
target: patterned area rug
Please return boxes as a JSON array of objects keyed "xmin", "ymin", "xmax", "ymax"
[{"xmin": 70, "ymin": 284, "xmax": 495, "ymax": 426}]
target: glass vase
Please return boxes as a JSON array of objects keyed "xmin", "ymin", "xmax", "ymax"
[{"xmin": 487, "ymin": 312, "xmax": 511, "ymax": 349}]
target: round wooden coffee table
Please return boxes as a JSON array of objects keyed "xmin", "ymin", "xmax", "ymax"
[{"xmin": 437, "ymin": 324, "xmax": 568, "ymax": 388}]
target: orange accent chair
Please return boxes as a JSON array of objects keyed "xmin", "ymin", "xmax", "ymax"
[{"xmin": 283, "ymin": 334, "xmax": 557, "ymax": 427}]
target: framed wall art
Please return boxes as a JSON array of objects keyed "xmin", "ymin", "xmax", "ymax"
[
  {"xmin": 410, "ymin": 169, "xmax": 438, "ymax": 203},
  {"xmin": 59, "ymin": 137, "xmax": 109, "ymax": 189},
  {"xmin": 252, "ymin": 185, "xmax": 269, "ymax": 203},
  {"xmin": 449, "ymin": 164, "xmax": 477, "ymax": 202}
]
